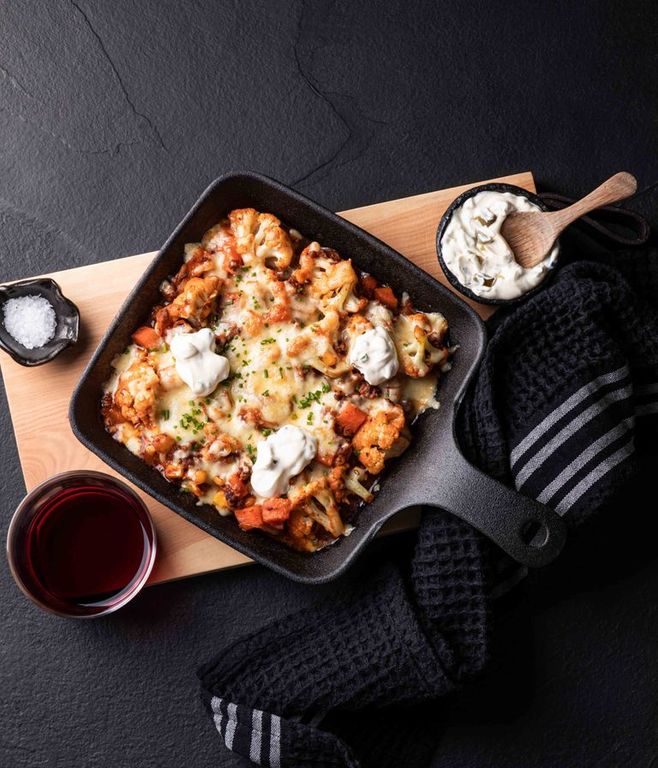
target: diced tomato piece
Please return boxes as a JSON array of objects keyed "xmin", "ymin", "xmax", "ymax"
[
  {"xmin": 374, "ymin": 285, "xmax": 398, "ymax": 310},
  {"xmin": 360, "ymin": 273, "xmax": 378, "ymax": 297},
  {"xmin": 336, "ymin": 402, "xmax": 368, "ymax": 436},
  {"xmin": 262, "ymin": 498, "xmax": 292, "ymax": 527},
  {"xmin": 132, "ymin": 326, "xmax": 162, "ymax": 350},
  {"xmin": 235, "ymin": 505, "xmax": 264, "ymax": 531}
]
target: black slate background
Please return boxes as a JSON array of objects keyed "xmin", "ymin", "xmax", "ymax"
[{"xmin": 1, "ymin": 1, "xmax": 658, "ymax": 766}]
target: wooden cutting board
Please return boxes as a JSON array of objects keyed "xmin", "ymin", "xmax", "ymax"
[{"xmin": 0, "ymin": 172, "xmax": 534, "ymax": 584}]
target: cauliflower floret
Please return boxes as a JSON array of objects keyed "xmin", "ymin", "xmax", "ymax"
[
  {"xmin": 344, "ymin": 466, "xmax": 374, "ymax": 502},
  {"xmin": 201, "ymin": 222, "xmax": 242, "ymax": 274},
  {"xmin": 392, "ymin": 311, "xmax": 449, "ymax": 378},
  {"xmin": 293, "ymin": 242, "xmax": 365, "ymax": 313},
  {"xmin": 342, "ymin": 313, "xmax": 372, "ymax": 349},
  {"xmin": 113, "ymin": 351, "xmax": 160, "ymax": 428},
  {"xmin": 287, "ymin": 309, "xmax": 350, "ymax": 377},
  {"xmin": 365, "ymin": 301, "xmax": 394, "ymax": 330},
  {"xmin": 155, "ymin": 275, "xmax": 221, "ymax": 335},
  {"xmin": 288, "ymin": 477, "xmax": 344, "ymax": 538},
  {"xmin": 352, "ymin": 403, "xmax": 406, "ymax": 474},
  {"xmin": 202, "ymin": 431, "xmax": 241, "ymax": 462},
  {"xmin": 228, "ymin": 208, "xmax": 293, "ymax": 269},
  {"xmin": 169, "ymin": 245, "xmax": 215, "ymax": 289}
]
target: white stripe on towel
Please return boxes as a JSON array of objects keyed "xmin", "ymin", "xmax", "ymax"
[
  {"xmin": 511, "ymin": 366, "xmax": 628, "ymax": 467},
  {"xmin": 555, "ymin": 438, "xmax": 634, "ymax": 515},
  {"xmin": 536, "ymin": 417, "xmax": 634, "ymax": 504},
  {"xmin": 211, "ymin": 696, "xmax": 224, "ymax": 737},
  {"xmin": 270, "ymin": 714, "xmax": 281, "ymax": 768},
  {"xmin": 636, "ymin": 402, "xmax": 658, "ymax": 417},
  {"xmin": 250, "ymin": 709, "xmax": 263, "ymax": 764},
  {"xmin": 514, "ymin": 383, "xmax": 632, "ymax": 488},
  {"xmin": 224, "ymin": 703, "xmax": 238, "ymax": 750}
]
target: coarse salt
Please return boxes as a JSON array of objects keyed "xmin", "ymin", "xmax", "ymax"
[{"xmin": 2, "ymin": 295, "xmax": 57, "ymax": 349}]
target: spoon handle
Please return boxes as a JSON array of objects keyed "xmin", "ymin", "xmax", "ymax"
[{"xmin": 550, "ymin": 172, "xmax": 637, "ymax": 231}]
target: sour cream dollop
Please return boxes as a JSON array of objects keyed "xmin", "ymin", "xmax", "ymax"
[
  {"xmin": 170, "ymin": 328, "xmax": 230, "ymax": 397},
  {"xmin": 349, "ymin": 326, "xmax": 399, "ymax": 385},
  {"xmin": 440, "ymin": 190, "xmax": 558, "ymax": 301},
  {"xmin": 251, "ymin": 425, "xmax": 317, "ymax": 498}
]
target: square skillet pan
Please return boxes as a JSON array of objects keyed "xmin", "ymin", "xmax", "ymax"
[{"xmin": 69, "ymin": 172, "xmax": 566, "ymax": 583}]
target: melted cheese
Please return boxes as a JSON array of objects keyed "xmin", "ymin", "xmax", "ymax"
[{"xmin": 102, "ymin": 210, "xmax": 452, "ymax": 550}]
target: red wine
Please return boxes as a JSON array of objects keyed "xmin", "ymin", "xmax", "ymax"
[{"xmin": 25, "ymin": 484, "xmax": 151, "ymax": 610}]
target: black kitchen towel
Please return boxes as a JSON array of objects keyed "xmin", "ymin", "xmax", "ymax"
[{"xmin": 199, "ymin": 251, "xmax": 658, "ymax": 768}]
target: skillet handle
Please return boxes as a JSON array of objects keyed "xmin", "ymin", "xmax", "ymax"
[{"xmin": 430, "ymin": 446, "xmax": 567, "ymax": 567}]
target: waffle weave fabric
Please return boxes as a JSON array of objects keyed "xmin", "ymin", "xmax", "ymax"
[
  {"xmin": 458, "ymin": 256, "xmax": 658, "ymax": 524},
  {"xmin": 199, "ymin": 250, "xmax": 658, "ymax": 767},
  {"xmin": 199, "ymin": 511, "xmax": 492, "ymax": 768}
]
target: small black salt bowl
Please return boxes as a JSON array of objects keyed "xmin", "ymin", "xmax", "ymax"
[
  {"xmin": 0, "ymin": 278, "xmax": 80, "ymax": 366},
  {"xmin": 436, "ymin": 182, "xmax": 561, "ymax": 307}
]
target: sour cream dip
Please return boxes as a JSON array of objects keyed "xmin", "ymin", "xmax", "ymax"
[
  {"xmin": 170, "ymin": 328, "xmax": 230, "ymax": 397},
  {"xmin": 349, "ymin": 326, "xmax": 399, "ymax": 386},
  {"xmin": 440, "ymin": 190, "xmax": 558, "ymax": 301},
  {"xmin": 251, "ymin": 425, "xmax": 317, "ymax": 498}
]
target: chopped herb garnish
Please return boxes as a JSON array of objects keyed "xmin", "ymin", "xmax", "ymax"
[
  {"xmin": 262, "ymin": 389, "xmax": 270, "ymax": 397},
  {"xmin": 261, "ymin": 427, "xmax": 273, "ymax": 437},
  {"xmin": 264, "ymin": 368, "xmax": 269, "ymax": 378},
  {"xmin": 306, "ymin": 412, "xmax": 314, "ymax": 425},
  {"xmin": 260, "ymin": 337, "xmax": 276, "ymax": 345},
  {"xmin": 298, "ymin": 384, "xmax": 330, "ymax": 408},
  {"xmin": 161, "ymin": 409, "xmax": 170, "ymax": 421},
  {"xmin": 246, "ymin": 443, "xmax": 256, "ymax": 461}
]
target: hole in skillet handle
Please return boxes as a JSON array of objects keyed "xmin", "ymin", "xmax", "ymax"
[
  {"xmin": 435, "ymin": 444, "xmax": 567, "ymax": 568},
  {"xmin": 520, "ymin": 518, "xmax": 549, "ymax": 549}
]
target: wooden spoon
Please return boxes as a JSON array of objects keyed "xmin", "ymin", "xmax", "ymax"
[{"xmin": 501, "ymin": 172, "xmax": 637, "ymax": 269}]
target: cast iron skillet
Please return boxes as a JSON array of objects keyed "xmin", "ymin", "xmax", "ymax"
[{"xmin": 69, "ymin": 172, "xmax": 566, "ymax": 584}]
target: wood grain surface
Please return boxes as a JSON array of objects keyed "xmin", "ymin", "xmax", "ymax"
[{"xmin": 0, "ymin": 172, "xmax": 534, "ymax": 584}]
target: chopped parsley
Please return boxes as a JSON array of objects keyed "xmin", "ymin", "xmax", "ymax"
[
  {"xmin": 260, "ymin": 337, "xmax": 276, "ymax": 345},
  {"xmin": 179, "ymin": 408, "xmax": 205, "ymax": 434},
  {"xmin": 264, "ymin": 369, "xmax": 269, "ymax": 378},
  {"xmin": 246, "ymin": 443, "xmax": 257, "ymax": 461},
  {"xmin": 297, "ymin": 383, "xmax": 331, "ymax": 408},
  {"xmin": 306, "ymin": 412, "xmax": 314, "ymax": 425},
  {"xmin": 261, "ymin": 427, "xmax": 273, "ymax": 437}
]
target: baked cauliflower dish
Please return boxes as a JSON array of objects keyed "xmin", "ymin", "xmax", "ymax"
[{"xmin": 102, "ymin": 208, "xmax": 452, "ymax": 551}]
